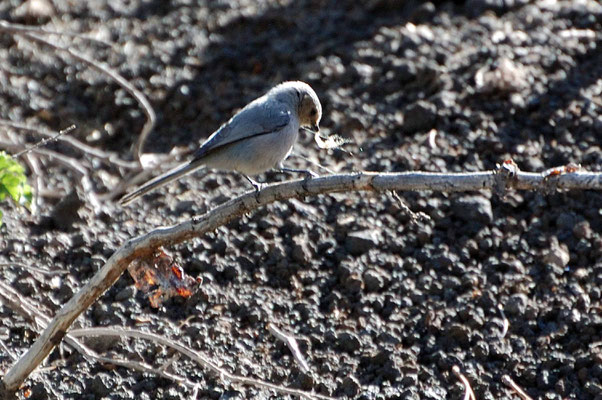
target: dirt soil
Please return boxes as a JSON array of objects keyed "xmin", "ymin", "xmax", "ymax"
[{"xmin": 1, "ymin": 0, "xmax": 602, "ymax": 399}]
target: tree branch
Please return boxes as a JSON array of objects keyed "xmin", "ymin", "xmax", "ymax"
[{"xmin": 1, "ymin": 166, "xmax": 601, "ymax": 392}]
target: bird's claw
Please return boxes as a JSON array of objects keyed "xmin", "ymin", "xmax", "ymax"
[
  {"xmin": 304, "ymin": 169, "xmax": 318, "ymax": 179},
  {"xmin": 244, "ymin": 175, "xmax": 266, "ymax": 192},
  {"xmin": 252, "ymin": 182, "xmax": 267, "ymax": 192}
]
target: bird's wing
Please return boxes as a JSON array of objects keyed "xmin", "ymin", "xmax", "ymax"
[{"xmin": 193, "ymin": 98, "xmax": 291, "ymax": 160}]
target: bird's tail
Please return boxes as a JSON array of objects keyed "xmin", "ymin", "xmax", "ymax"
[{"xmin": 119, "ymin": 160, "xmax": 203, "ymax": 205}]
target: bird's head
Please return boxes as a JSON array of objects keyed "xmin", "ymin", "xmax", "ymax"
[
  {"xmin": 273, "ymin": 81, "xmax": 322, "ymax": 133},
  {"xmin": 297, "ymin": 84, "xmax": 322, "ymax": 133}
]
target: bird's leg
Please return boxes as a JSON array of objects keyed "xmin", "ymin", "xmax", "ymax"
[
  {"xmin": 244, "ymin": 175, "xmax": 266, "ymax": 192},
  {"xmin": 278, "ymin": 165, "xmax": 318, "ymax": 179}
]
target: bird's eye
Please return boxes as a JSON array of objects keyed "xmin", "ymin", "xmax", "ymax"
[{"xmin": 310, "ymin": 108, "xmax": 317, "ymax": 116}]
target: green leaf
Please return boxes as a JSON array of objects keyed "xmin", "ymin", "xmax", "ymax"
[{"xmin": 0, "ymin": 152, "xmax": 33, "ymax": 222}]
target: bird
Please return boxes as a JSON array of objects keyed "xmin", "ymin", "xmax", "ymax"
[{"xmin": 119, "ymin": 81, "xmax": 322, "ymax": 205}]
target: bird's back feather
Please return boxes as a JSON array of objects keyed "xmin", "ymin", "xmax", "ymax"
[{"xmin": 193, "ymin": 98, "xmax": 291, "ymax": 160}]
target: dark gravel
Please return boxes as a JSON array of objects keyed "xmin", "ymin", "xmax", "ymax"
[{"xmin": 1, "ymin": 0, "xmax": 602, "ymax": 399}]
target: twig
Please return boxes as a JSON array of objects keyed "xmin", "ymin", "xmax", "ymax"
[
  {"xmin": 158, "ymin": 353, "xmax": 181, "ymax": 373},
  {"xmin": 28, "ymin": 148, "xmax": 100, "ymax": 211},
  {"xmin": 18, "ymin": 150, "xmax": 42, "ymax": 212},
  {"xmin": 0, "ymin": 21, "xmax": 156, "ymax": 164},
  {"xmin": 0, "ymin": 262, "xmax": 67, "ymax": 277},
  {"xmin": 391, "ymin": 190, "xmax": 430, "ymax": 224},
  {"xmin": 0, "ymin": 281, "xmax": 195, "ymax": 391},
  {"xmin": 0, "ymin": 119, "xmax": 138, "ymax": 169},
  {"xmin": 267, "ymin": 323, "xmax": 310, "ymax": 373},
  {"xmin": 69, "ymin": 327, "xmax": 334, "ymax": 400},
  {"xmin": 100, "ymin": 151, "xmax": 186, "ymax": 201},
  {"xmin": 291, "ymin": 152, "xmax": 336, "ymax": 174},
  {"xmin": 498, "ymin": 303, "xmax": 509, "ymax": 338},
  {"xmin": 14, "ymin": 125, "xmax": 75, "ymax": 157},
  {"xmin": 2, "ymin": 166, "xmax": 602, "ymax": 393},
  {"xmin": 0, "ymin": 341, "xmax": 17, "ymax": 362},
  {"xmin": 0, "ymin": 21, "xmax": 114, "ymax": 47},
  {"xmin": 502, "ymin": 375, "xmax": 533, "ymax": 400},
  {"xmin": 452, "ymin": 365, "xmax": 476, "ymax": 400}
]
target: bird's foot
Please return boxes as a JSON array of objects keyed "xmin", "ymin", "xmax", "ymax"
[{"xmin": 244, "ymin": 175, "xmax": 266, "ymax": 192}]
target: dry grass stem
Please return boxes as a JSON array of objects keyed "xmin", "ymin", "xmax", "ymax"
[
  {"xmin": 14, "ymin": 125, "xmax": 75, "ymax": 157},
  {"xmin": 391, "ymin": 190, "xmax": 430, "ymax": 223},
  {"xmin": 452, "ymin": 365, "xmax": 476, "ymax": 400},
  {"xmin": 502, "ymin": 375, "xmax": 533, "ymax": 400},
  {"xmin": 0, "ymin": 262, "xmax": 67, "ymax": 277},
  {"xmin": 70, "ymin": 327, "xmax": 335, "ymax": 400},
  {"xmin": 0, "ymin": 119, "xmax": 138, "ymax": 169},
  {"xmin": 0, "ymin": 280, "xmax": 196, "ymax": 392},
  {"xmin": 267, "ymin": 323, "xmax": 311, "ymax": 373},
  {"xmin": 0, "ymin": 21, "xmax": 114, "ymax": 47},
  {"xmin": 498, "ymin": 304, "xmax": 509, "ymax": 338}
]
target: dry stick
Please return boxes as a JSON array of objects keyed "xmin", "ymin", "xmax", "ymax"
[
  {"xmin": 0, "ymin": 21, "xmax": 114, "ymax": 47},
  {"xmin": 19, "ymin": 152, "xmax": 42, "ymax": 211},
  {"xmin": 267, "ymin": 323, "xmax": 310, "ymax": 373},
  {"xmin": 0, "ymin": 119, "xmax": 138, "ymax": 169},
  {"xmin": 158, "ymin": 353, "xmax": 181, "ymax": 373},
  {"xmin": 452, "ymin": 366, "xmax": 476, "ymax": 400},
  {"xmin": 29, "ymin": 148, "xmax": 101, "ymax": 211},
  {"xmin": 0, "ymin": 262, "xmax": 67, "ymax": 277},
  {"xmin": 70, "ymin": 327, "xmax": 334, "ymax": 400},
  {"xmin": 14, "ymin": 125, "xmax": 75, "ymax": 157},
  {"xmin": 103, "ymin": 146, "xmax": 192, "ymax": 201},
  {"xmin": 290, "ymin": 151, "xmax": 336, "ymax": 174},
  {"xmin": 0, "ymin": 24, "xmax": 157, "ymax": 164},
  {"xmin": 498, "ymin": 303, "xmax": 509, "ymax": 338},
  {"xmin": 391, "ymin": 190, "xmax": 430, "ymax": 224},
  {"xmin": 2, "ymin": 167, "xmax": 602, "ymax": 393},
  {"xmin": 501, "ymin": 375, "xmax": 533, "ymax": 400},
  {"xmin": 0, "ymin": 281, "xmax": 194, "ymax": 391},
  {"xmin": 0, "ymin": 341, "xmax": 17, "ymax": 362}
]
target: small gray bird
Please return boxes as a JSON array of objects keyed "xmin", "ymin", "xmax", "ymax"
[{"xmin": 120, "ymin": 81, "xmax": 322, "ymax": 205}]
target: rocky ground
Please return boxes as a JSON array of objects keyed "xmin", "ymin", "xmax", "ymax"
[{"xmin": 1, "ymin": 0, "xmax": 602, "ymax": 399}]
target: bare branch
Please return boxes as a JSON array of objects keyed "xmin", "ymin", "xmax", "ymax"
[
  {"xmin": 502, "ymin": 375, "xmax": 533, "ymax": 400},
  {"xmin": 0, "ymin": 119, "xmax": 139, "ymax": 169},
  {"xmin": 452, "ymin": 365, "xmax": 476, "ymax": 400},
  {"xmin": 267, "ymin": 323, "xmax": 311, "ymax": 373},
  {"xmin": 391, "ymin": 190, "xmax": 430, "ymax": 224},
  {"xmin": 2, "ymin": 166, "xmax": 601, "ymax": 392},
  {"xmin": 0, "ymin": 280, "xmax": 195, "ymax": 391},
  {"xmin": 14, "ymin": 125, "xmax": 75, "ymax": 157},
  {"xmin": 0, "ymin": 262, "xmax": 67, "ymax": 277},
  {"xmin": 498, "ymin": 303, "xmax": 509, "ymax": 339},
  {"xmin": 0, "ymin": 20, "xmax": 114, "ymax": 47},
  {"xmin": 0, "ymin": 341, "xmax": 17, "ymax": 362},
  {"xmin": 70, "ymin": 327, "xmax": 335, "ymax": 400}
]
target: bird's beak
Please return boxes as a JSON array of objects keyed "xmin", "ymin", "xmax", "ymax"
[{"xmin": 308, "ymin": 124, "xmax": 320, "ymax": 133}]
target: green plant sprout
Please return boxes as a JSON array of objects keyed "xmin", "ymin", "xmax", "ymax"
[{"xmin": 0, "ymin": 151, "xmax": 32, "ymax": 226}]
